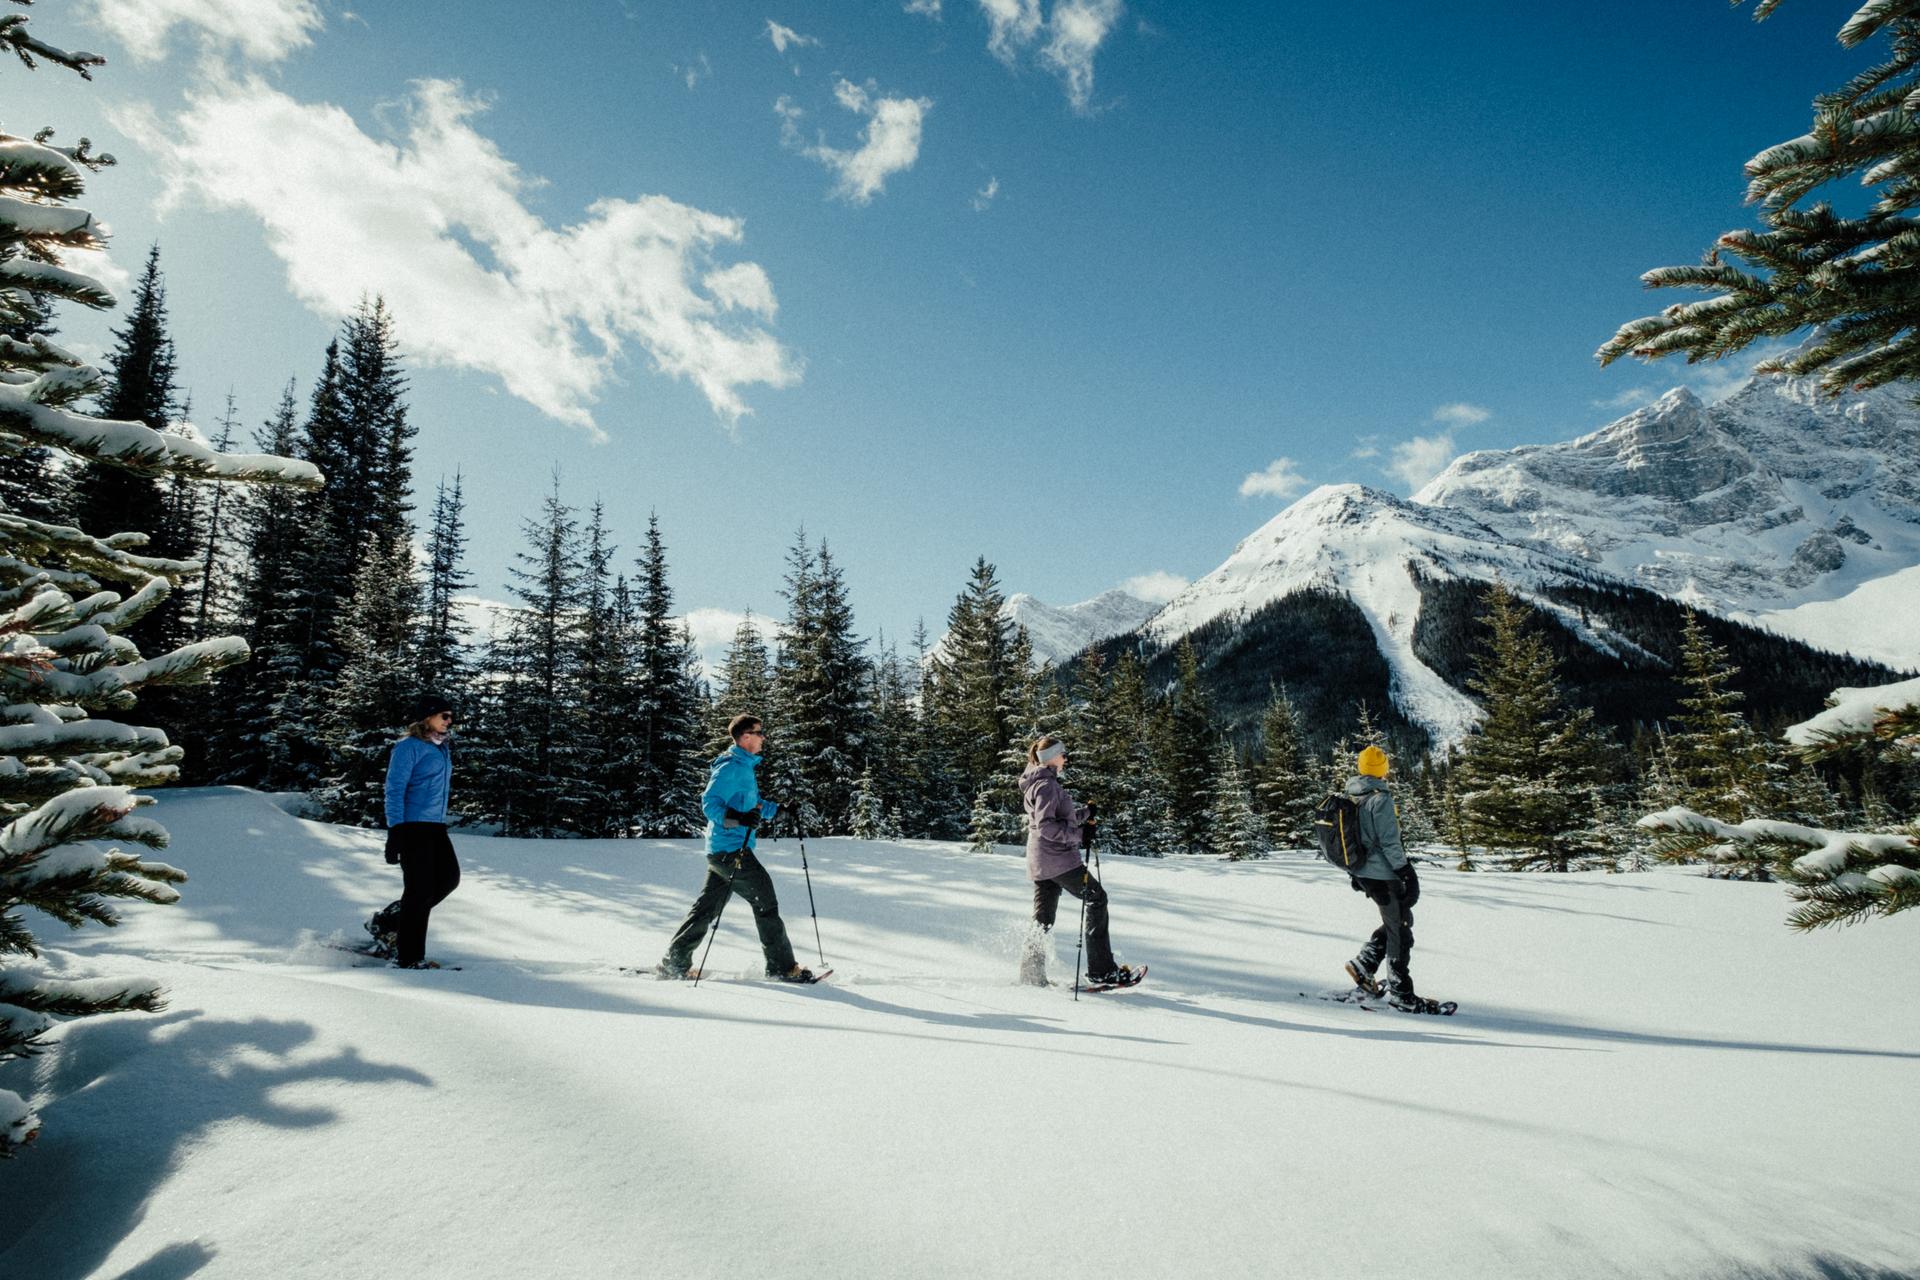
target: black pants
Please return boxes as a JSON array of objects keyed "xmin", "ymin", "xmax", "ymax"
[
  {"xmin": 1353, "ymin": 877, "xmax": 1414, "ymax": 996},
  {"xmin": 1030, "ymin": 867, "xmax": 1116, "ymax": 979},
  {"xmin": 663, "ymin": 849, "xmax": 797, "ymax": 977},
  {"xmin": 385, "ymin": 822, "xmax": 460, "ymax": 967}
]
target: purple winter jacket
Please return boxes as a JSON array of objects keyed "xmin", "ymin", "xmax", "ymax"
[{"xmin": 1021, "ymin": 763, "xmax": 1088, "ymax": 882}]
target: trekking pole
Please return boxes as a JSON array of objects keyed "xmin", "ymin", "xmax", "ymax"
[
  {"xmin": 692, "ymin": 856, "xmax": 737, "ymax": 988},
  {"xmin": 1072, "ymin": 820, "xmax": 1094, "ymax": 1002},
  {"xmin": 797, "ymin": 816, "xmax": 826, "ymax": 967}
]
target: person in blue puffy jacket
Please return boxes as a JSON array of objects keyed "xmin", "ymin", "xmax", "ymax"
[
  {"xmin": 365, "ymin": 693, "xmax": 460, "ymax": 968},
  {"xmin": 657, "ymin": 712, "xmax": 813, "ymax": 981}
]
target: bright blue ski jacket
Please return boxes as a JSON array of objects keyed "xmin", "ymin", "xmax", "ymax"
[
  {"xmin": 702, "ymin": 745, "xmax": 762, "ymax": 854},
  {"xmin": 385, "ymin": 734, "xmax": 452, "ymax": 827}
]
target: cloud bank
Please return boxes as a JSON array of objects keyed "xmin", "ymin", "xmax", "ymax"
[
  {"xmin": 122, "ymin": 77, "xmax": 801, "ymax": 431},
  {"xmin": 1239, "ymin": 456, "xmax": 1307, "ymax": 499}
]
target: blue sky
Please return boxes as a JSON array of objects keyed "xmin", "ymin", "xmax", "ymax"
[{"xmin": 12, "ymin": 0, "xmax": 1874, "ymax": 660}]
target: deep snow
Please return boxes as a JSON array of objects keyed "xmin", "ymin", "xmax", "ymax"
[{"xmin": 2, "ymin": 788, "xmax": 1916, "ymax": 1279}]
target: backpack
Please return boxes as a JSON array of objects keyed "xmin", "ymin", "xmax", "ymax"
[{"xmin": 1312, "ymin": 792, "xmax": 1367, "ymax": 872}]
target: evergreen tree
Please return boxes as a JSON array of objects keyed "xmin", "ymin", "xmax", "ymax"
[
  {"xmin": 571, "ymin": 502, "xmax": 625, "ymax": 835},
  {"xmin": 865, "ymin": 634, "xmax": 923, "ymax": 836},
  {"xmin": 1455, "ymin": 583, "xmax": 1607, "ymax": 871},
  {"xmin": 0, "ymin": 37, "xmax": 323, "ymax": 1152},
  {"xmin": 1209, "ymin": 743, "xmax": 1268, "ymax": 860},
  {"xmin": 417, "ymin": 473, "xmax": 473, "ymax": 695},
  {"xmin": 630, "ymin": 514, "xmax": 703, "ymax": 836},
  {"xmin": 708, "ymin": 612, "xmax": 775, "ymax": 757},
  {"xmin": 909, "ymin": 618, "xmax": 966, "ymax": 838},
  {"xmin": 1598, "ymin": 4, "xmax": 1920, "ymax": 396},
  {"xmin": 771, "ymin": 534, "xmax": 869, "ymax": 834},
  {"xmin": 315, "ymin": 531, "xmax": 423, "ymax": 825},
  {"xmin": 926, "ymin": 557, "xmax": 1012, "ymax": 803},
  {"xmin": 484, "ymin": 475, "xmax": 589, "ymax": 837},
  {"xmin": 1669, "ymin": 612, "xmax": 1776, "ymax": 825},
  {"xmin": 1250, "ymin": 682, "xmax": 1318, "ymax": 849},
  {"xmin": 1101, "ymin": 649, "xmax": 1174, "ymax": 857},
  {"xmin": 1161, "ymin": 638, "xmax": 1220, "ymax": 854},
  {"xmin": 69, "ymin": 243, "xmax": 175, "ymax": 603}
]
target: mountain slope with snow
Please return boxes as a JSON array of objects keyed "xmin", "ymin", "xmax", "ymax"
[
  {"xmin": 2, "ymin": 788, "xmax": 1915, "ymax": 1279},
  {"xmin": 1142, "ymin": 484, "xmax": 1647, "ymax": 743},
  {"xmin": 931, "ymin": 588, "xmax": 1159, "ymax": 669},
  {"xmin": 1417, "ymin": 374, "xmax": 1920, "ymax": 666}
]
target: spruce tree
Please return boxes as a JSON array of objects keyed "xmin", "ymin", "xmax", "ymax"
[
  {"xmin": 1250, "ymin": 682, "xmax": 1318, "ymax": 850},
  {"xmin": 315, "ymin": 531, "xmax": 423, "ymax": 825},
  {"xmin": 909, "ymin": 618, "xmax": 966, "ymax": 838},
  {"xmin": 1209, "ymin": 743, "xmax": 1268, "ymax": 861},
  {"xmin": 926, "ymin": 557, "xmax": 1013, "ymax": 802},
  {"xmin": 1598, "ymin": 4, "xmax": 1920, "ymax": 395},
  {"xmin": 1159, "ymin": 638, "xmax": 1221, "ymax": 854},
  {"xmin": 771, "ymin": 535, "xmax": 868, "ymax": 834},
  {"xmin": 0, "ymin": 291, "xmax": 69, "ymax": 523},
  {"xmin": 417, "ymin": 473, "xmax": 473, "ymax": 695},
  {"xmin": 0, "ymin": 31, "xmax": 322, "ymax": 1152},
  {"xmin": 708, "ymin": 612, "xmax": 775, "ymax": 757},
  {"xmin": 69, "ymin": 243, "xmax": 176, "ymax": 603},
  {"xmin": 484, "ymin": 475, "xmax": 590, "ymax": 837},
  {"xmin": 630, "ymin": 514, "xmax": 703, "ymax": 836},
  {"xmin": 1669, "ymin": 612, "xmax": 1776, "ymax": 825},
  {"xmin": 1455, "ymin": 584, "xmax": 1607, "ymax": 872}
]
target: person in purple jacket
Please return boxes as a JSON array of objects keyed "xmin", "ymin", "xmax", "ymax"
[{"xmin": 1018, "ymin": 735, "xmax": 1136, "ymax": 987}]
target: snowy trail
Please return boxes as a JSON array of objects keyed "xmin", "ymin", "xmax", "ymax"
[{"xmin": 2, "ymin": 789, "xmax": 1917, "ymax": 1279}]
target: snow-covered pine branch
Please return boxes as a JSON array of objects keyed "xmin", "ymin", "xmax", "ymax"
[
  {"xmin": 0, "ymin": 6, "xmax": 104, "ymax": 80},
  {"xmin": 1636, "ymin": 806, "xmax": 1919, "ymax": 929}
]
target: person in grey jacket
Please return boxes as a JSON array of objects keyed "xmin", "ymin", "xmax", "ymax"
[
  {"xmin": 1018, "ymin": 735, "xmax": 1135, "ymax": 987},
  {"xmin": 1343, "ymin": 745, "xmax": 1422, "ymax": 1006}
]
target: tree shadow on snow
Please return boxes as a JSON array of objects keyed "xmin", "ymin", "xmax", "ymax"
[
  {"xmin": 105, "ymin": 1241, "xmax": 217, "ymax": 1280},
  {"xmin": 1707, "ymin": 1255, "xmax": 1919, "ymax": 1280},
  {"xmin": 0, "ymin": 1009, "xmax": 430, "ymax": 1280}
]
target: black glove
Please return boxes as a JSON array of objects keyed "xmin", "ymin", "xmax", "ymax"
[
  {"xmin": 384, "ymin": 827, "xmax": 401, "ymax": 865},
  {"xmin": 724, "ymin": 806, "xmax": 762, "ymax": 831},
  {"xmin": 1349, "ymin": 875, "xmax": 1364, "ymax": 893},
  {"xmin": 1396, "ymin": 863, "xmax": 1420, "ymax": 906}
]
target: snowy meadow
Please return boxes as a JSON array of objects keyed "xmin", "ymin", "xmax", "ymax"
[{"xmin": 2, "ymin": 787, "xmax": 1915, "ymax": 1280}]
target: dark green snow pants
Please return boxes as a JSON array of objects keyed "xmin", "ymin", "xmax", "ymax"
[{"xmin": 662, "ymin": 849, "xmax": 797, "ymax": 977}]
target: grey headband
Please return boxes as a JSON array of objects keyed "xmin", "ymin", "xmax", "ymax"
[{"xmin": 1036, "ymin": 741, "xmax": 1067, "ymax": 766}]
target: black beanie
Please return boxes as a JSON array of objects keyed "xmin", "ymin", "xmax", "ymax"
[{"xmin": 408, "ymin": 693, "xmax": 454, "ymax": 724}]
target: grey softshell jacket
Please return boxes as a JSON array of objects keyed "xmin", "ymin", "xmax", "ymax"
[{"xmin": 1343, "ymin": 775, "xmax": 1408, "ymax": 880}]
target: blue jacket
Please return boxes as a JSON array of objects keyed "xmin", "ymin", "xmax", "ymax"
[
  {"xmin": 702, "ymin": 745, "xmax": 762, "ymax": 854},
  {"xmin": 385, "ymin": 735, "xmax": 452, "ymax": 827}
]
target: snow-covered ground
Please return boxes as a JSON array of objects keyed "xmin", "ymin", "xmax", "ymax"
[{"xmin": 3, "ymin": 788, "xmax": 1917, "ymax": 1279}]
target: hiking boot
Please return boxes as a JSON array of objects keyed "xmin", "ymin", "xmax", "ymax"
[
  {"xmin": 655, "ymin": 960, "xmax": 691, "ymax": 980},
  {"xmin": 775, "ymin": 965, "xmax": 816, "ymax": 984},
  {"xmin": 365, "ymin": 910, "xmax": 400, "ymax": 957},
  {"xmin": 1087, "ymin": 964, "xmax": 1136, "ymax": 986},
  {"xmin": 1387, "ymin": 987, "xmax": 1425, "ymax": 1012},
  {"xmin": 1345, "ymin": 961, "xmax": 1384, "ymax": 997}
]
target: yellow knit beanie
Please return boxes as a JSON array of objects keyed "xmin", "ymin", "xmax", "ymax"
[{"xmin": 1356, "ymin": 745, "xmax": 1389, "ymax": 778}]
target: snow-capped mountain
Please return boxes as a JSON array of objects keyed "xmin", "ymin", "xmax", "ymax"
[
  {"xmin": 1004, "ymin": 589, "xmax": 1160, "ymax": 667},
  {"xmin": 1415, "ymin": 373, "xmax": 1920, "ymax": 668},
  {"xmin": 931, "ymin": 588, "xmax": 1159, "ymax": 669},
  {"xmin": 1142, "ymin": 484, "xmax": 1648, "ymax": 743}
]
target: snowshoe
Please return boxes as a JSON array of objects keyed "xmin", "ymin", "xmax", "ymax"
[
  {"xmin": 774, "ymin": 966, "xmax": 832, "ymax": 985},
  {"xmin": 649, "ymin": 962, "xmax": 695, "ymax": 980},
  {"xmin": 364, "ymin": 909, "xmax": 399, "ymax": 958},
  {"xmin": 1387, "ymin": 991, "xmax": 1455, "ymax": 1016},
  {"xmin": 1344, "ymin": 961, "xmax": 1384, "ymax": 998},
  {"xmin": 1083, "ymin": 963, "xmax": 1146, "ymax": 992}
]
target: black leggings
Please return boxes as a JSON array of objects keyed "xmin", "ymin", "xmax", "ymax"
[
  {"xmin": 1032, "ymin": 868, "xmax": 1116, "ymax": 977},
  {"xmin": 386, "ymin": 822, "xmax": 460, "ymax": 966}
]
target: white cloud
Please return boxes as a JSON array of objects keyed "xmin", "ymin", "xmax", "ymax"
[
  {"xmin": 1386, "ymin": 432, "xmax": 1460, "ymax": 492},
  {"xmin": 779, "ymin": 79, "xmax": 932, "ymax": 205},
  {"xmin": 1590, "ymin": 385, "xmax": 1654, "ymax": 412},
  {"xmin": 904, "ymin": 0, "xmax": 943, "ymax": 16},
  {"xmin": 452, "ymin": 594, "xmax": 513, "ymax": 643},
  {"xmin": 121, "ymin": 77, "xmax": 801, "ymax": 431},
  {"xmin": 978, "ymin": 0, "xmax": 1122, "ymax": 113},
  {"xmin": 1239, "ymin": 456, "xmax": 1307, "ymax": 499},
  {"xmin": 1121, "ymin": 570, "xmax": 1186, "ymax": 603},
  {"xmin": 765, "ymin": 19, "xmax": 819, "ymax": 54},
  {"xmin": 90, "ymin": 0, "xmax": 323, "ymax": 63},
  {"xmin": 971, "ymin": 175, "xmax": 999, "ymax": 211},
  {"xmin": 1040, "ymin": 0, "xmax": 1123, "ymax": 113},
  {"xmin": 1430, "ymin": 401, "xmax": 1490, "ymax": 426},
  {"xmin": 979, "ymin": 0, "xmax": 1043, "ymax": 62}
]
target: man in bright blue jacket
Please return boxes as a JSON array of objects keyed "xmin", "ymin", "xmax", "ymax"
[{"xmin": 658, "ymin": 713, "xmax": 812, "ymax": 981}]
